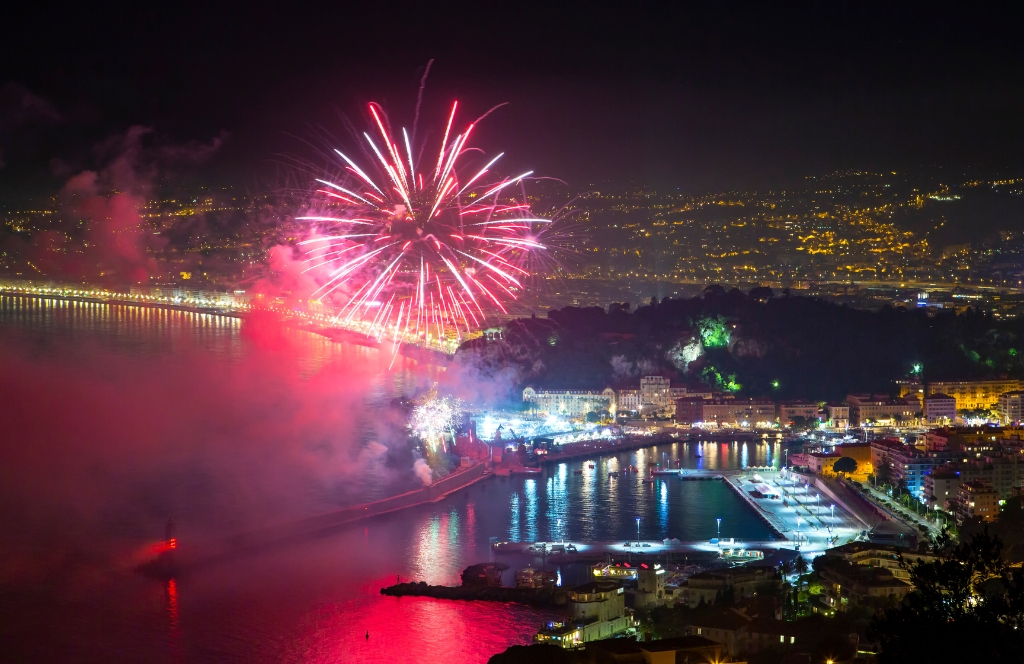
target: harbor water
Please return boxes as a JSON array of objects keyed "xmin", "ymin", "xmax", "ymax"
[{"xmin": 0, "ymin": 295, "xmax": 778, "ymax": 663}]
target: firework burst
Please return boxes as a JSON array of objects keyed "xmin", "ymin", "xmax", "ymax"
[
  {"xmin": 299, "ymin": 101, "xmax": 551, "ymax": 354},
  {"xmin": 410, "ymin": 387, "xmax": 463, "ymax": 452}
]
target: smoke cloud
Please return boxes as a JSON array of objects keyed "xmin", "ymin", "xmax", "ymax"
[
  {"xmin": 0, "ymin": 310, "xmax": 436, "ymax": 584},
  {"xmin": 412, "ymin": 458, "xmax": 433, "ymax": 486}
]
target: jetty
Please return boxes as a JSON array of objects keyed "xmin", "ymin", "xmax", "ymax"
[
  {"xmin": 166, "ymin": 462, "xmax": 490, "ymax": 569},
  {"xmin": 380, "ymin": 581, "xmax": 566, "ymax": 607}
]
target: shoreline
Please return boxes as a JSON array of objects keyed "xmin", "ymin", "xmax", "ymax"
[{"xmin": 0, "ymin": 286, "xmax": 452, "ymax": 362}]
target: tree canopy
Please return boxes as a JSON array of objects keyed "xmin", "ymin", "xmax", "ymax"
[
  {"xmin": 456, "ymin": 289, "xmax": 1024, "ymax": 401},
  {"xmin": 832, "ymin": 457, "xmax": 858, "ymax": 474},
  {"xmin": 871, "ymin": 529, "xmax": 1024, "ymax": 663}
]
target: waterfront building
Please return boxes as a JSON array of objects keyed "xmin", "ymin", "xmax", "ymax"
[
  {"xmin": 533, "ymin": 580, "xmax": 632, "ymax": 647},
  {"xmin": 923, "ymin": 393, "xmax": 957, "ymax": 424},
  {"xmin": 640, "ymin": 375, "xmax": 672, "ymax": 411},
  {"xmin": 521, "ymin": 387, "xmax": 615, "ymax": 418},
  {"xmin": 776, "ymin": 402, "xmax": 821, "ymax": 426},
  {"xmin": 836, "ymin": 442, "xmax": 872, "ymax": 480},
  {"xmin": 699, "ymin": 398, "xmax": 776, "ymax": 428},
  {"xmin": 826, "ymin": 404, "xmax": 850, "ymax": 429},
  {"xmin": 617, "ymin": 389, "xmax": 640, "ymax": 414},
  {"xmin": 675, "ymin": 397, "xmax": 705, "ymax": 425},
  {"xmin": 956, "ymin": 481, "xmax": 999, "ymax": 524},
  {"xmin": 846, "ymin": 393, "xmax": 920, "ymax": 426},
  {"xmin": 807, "ymin": 451, "xmax": 840, "ymax": 475},
  {"xmin": 926, "ymin": 379, "xmax": 1023, "ymax": 411},
  {"xmin": 998, "ymin": 391, "xmax": 1024, "ymax": 424}
]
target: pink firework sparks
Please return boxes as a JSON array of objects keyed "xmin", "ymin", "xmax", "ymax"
[{"xmin": 299, "ymin": 101, "xmax": 550, "ymax": 352}]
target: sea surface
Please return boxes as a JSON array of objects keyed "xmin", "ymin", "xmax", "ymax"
[{"xmin": 0, "ymin": 295, "xmax": 778, "ymax": 663}]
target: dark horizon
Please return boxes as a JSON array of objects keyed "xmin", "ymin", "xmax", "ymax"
[{"xmin": 4, "ymin": 1, "xmax": 1024, "ymax": 198}]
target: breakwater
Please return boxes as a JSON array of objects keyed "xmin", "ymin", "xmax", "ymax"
[
  {"xmin": 381, "ymin": 581, "xmax": 567, "ymax": 607},
  {"xmin": 539, "ymin": 434, "xmax": 676, "ymax": 464},
  {"xmin": 179, "ymin": 463, "xmax": 490, "ymax": 567}
]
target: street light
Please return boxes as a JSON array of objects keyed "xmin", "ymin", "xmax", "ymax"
[
  {"xmin": 636, "ymin": 517, "xmax": 641, "ymax": 546},
  {"xmin": 830, "ymin": 504, "xmax": 835, "ymax": 530},
  {"xmin": 717, "ymin": 518, "xmax": 722, "ymax": 545}
]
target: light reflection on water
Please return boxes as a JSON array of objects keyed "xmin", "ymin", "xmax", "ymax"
[{"xmin": 0, "ymin": 296, "xmax": 781, "ymax": 664}]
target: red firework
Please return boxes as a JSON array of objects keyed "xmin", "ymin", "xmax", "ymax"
[{"xmin": 299, "ymin": 101, "xmax": 549, "ymax": 352}]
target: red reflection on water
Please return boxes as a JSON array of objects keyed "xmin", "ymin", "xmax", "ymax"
[
  {"xmin": 166, "ymin": 579, "xmax": 182, "ymax": 663},
  {"xmin": 280, "ymin": 576, "xmax": 559, "ymax": 664},
  {"xmin": 466, "ymin": 501, "xmax": 476, "ymax": 543}
]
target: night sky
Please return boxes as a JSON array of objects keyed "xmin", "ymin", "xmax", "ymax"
[{"xmin": 3, "ymin": 1, "xmax": 1024, "ymax": 195}]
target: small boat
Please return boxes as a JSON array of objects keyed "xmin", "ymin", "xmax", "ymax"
[{"xmin": 588, "ymin": 463, "xmax": 595, "ymax": 469}]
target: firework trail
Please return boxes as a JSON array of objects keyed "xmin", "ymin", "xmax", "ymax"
[
  {"xmin": 410, "ymin": 387, "xmax": 463, "ymax": 452},
  {"xmin": 299, "ymin": 101, "xmax": 551, "ymax": 355}
]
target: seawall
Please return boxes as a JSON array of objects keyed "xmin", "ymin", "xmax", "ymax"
[
  {"xmin": 181, "ymin": 463, "xmax": 489, "ymax": 566},
  {"xmin": 380, "ymin": 581, "xmax": 567, "ymax": 607}
]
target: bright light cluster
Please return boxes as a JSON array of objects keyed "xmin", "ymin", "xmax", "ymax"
[{"xmin": 411, "ymin": 389, "xmax": 463, "ymax": 452}]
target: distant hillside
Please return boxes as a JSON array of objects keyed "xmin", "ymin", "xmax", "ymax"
[{"xmin": 455, "ymin": 287, "xmax": 1024, "ymax": 402}]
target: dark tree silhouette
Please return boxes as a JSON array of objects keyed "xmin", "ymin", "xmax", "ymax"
[{"xmin": 871, "ymin": 529, "xmax": 1024, "ymax": 663}]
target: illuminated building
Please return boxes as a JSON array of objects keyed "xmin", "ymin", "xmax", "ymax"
[
  {"xmin": 521, "ymin": 387, "xmax": 615, "ymax": 418},
  {"xmin": 926, "ymin": 379, "xmax": 1023, "ymax": 411},
  {"xmin": 675, "ymin": 397, "xmax": 705, "ymax": 425},
  {"xmin": 923, "ymin": 393, "xmax": 957, "ymax": 424},
  {"xmin": 869, "ymin": 439, "xmax": 933, "ymax": 498},
  {"xmin": 846, "ymin": 393, "xmax": 920, "ymax": 426},
  {"xmin": 640, "ymin": 375, "xmax": 672, "ymax": 409},
  {"xmin": 617, "ymin": 389, "xmax": 640, "ymax": 413},
  {"xmin": 699, "ymin": 398, "xmax": 776, "ymax": 427},
  {"xmin": 956, "ymin": 481, "xmax": 999, "ymax": 524},
  {"xmin": 997, "ymin": 391, "xmax": 1024, "ymax": 424},
  {"xmin": 807, "ymin": 451, "xmax": 840, "ymax": 475},
  {"xmin": 826, "ymin": 404, "xmax": 850, "ymax": 429},
  {"xmin": 533, "ymin": 581, "xmax": 631, "ymax": 647},
  {"xmin": 776, "ymin": 402, "xmax": 820, "ymax": 425}
]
